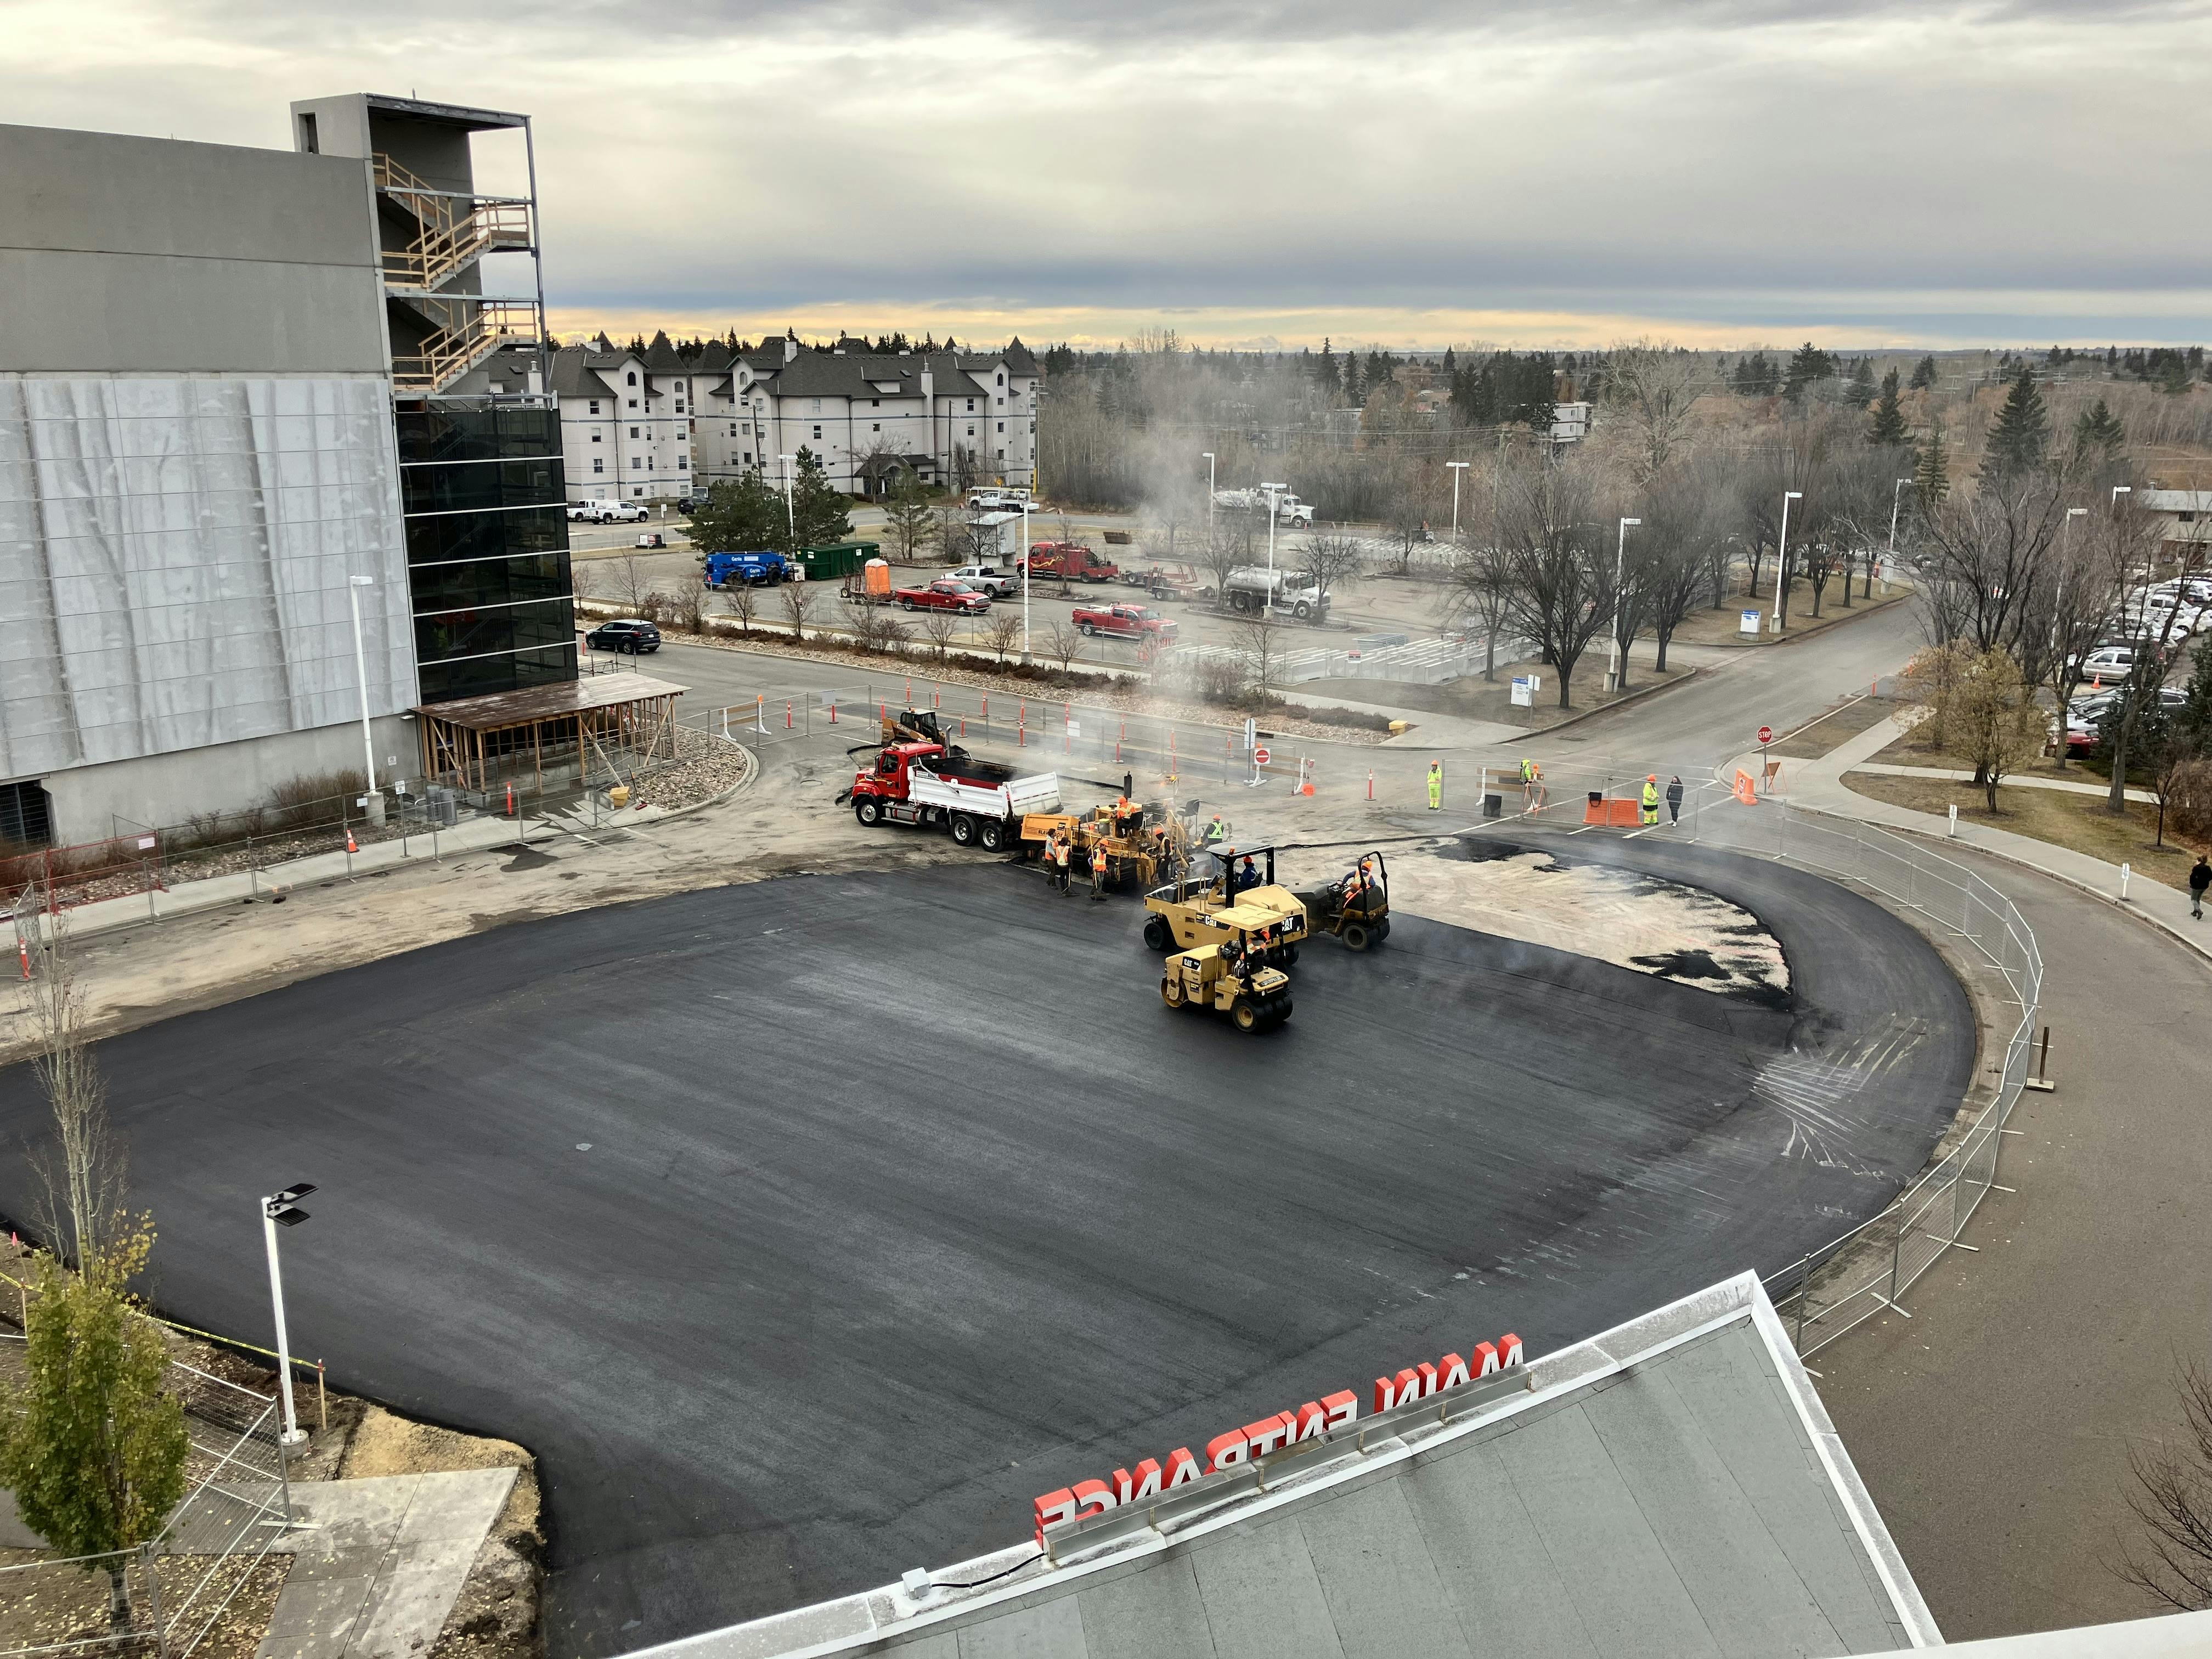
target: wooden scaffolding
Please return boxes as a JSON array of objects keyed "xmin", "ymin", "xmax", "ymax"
[{"xmin": 414, "ymin": 676, "xmax": 686, "ymax": 797}]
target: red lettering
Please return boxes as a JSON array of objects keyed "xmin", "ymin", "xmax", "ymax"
[
  {"xmin": 1164, "ymin": 1447, "xmax": 1202, "ymax": 1488},
  {"xmin": 1438, "ymin": 1353, "xmax": 1471, "ymax": 1391},
  {"xmin": 1474, "ymin": 1340, "xmax": 1500, "ymax": 1376},
  {"xmin": 1322, "ymin": 1389, "xmax": 1358, "ymax": 1430},
  {"xmin": 1293, "ymin": 1401, "xmax": 1328, "ymax": 1443},
  {"xmin": 1111, "ymin": 1468, "xmax": 1133, "ymax": 1505},
  {"xmin": 1033, "ymin": 1488, "xmax": 1078, "ymax": 1538},
  {"xmin": 1072, "ymin": 1478, "xmax": 1116, "ymax": 1518},
  {"xmin": 1127, "ymin": 1458, "xmax": 1163, "ymax": 1502},
  {"xmin": 1415, "ymin": 1361, "xmax": 1441, "ymax": 1398},
  {"xmin": 1499, "ymin": 1333, "xmax": 1525, "ymax": 1368},
  {"xmin": 1246, "ymin": 1411, "xmax": 1295, "ymax": 1458},
  {"xmin": 1205, "ymin": 1429, "xmax": 1250, "ymax": 1474}
]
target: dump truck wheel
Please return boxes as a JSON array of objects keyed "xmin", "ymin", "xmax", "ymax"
[
  {"xmin": 1375, "ymin": 918, "xmax": 1391, "ymax": 942},
  {"xmin": 1161, "ymin": 976, "xmax": 1186, "ymax": 1009},
  {"xmin": 1342, "ymin": 922, "xmax": 1372, "ymax": 952},
  {"xmin": 979, "ymin": 820, "xmax": 1006, "ymax": 852},
  {"xmin": 1274, "ymin": 996, "xmax": 1293, "ymax": 1026},
  {"xmin": 855, "ymin": 798, "xmax": 883, "ymax": 827},
  {"xmin": 949, "ymin": 812, "xmax": 976, "ymax": 846},
  {"xmin": 1283, "ymin": 943, "xmax": 1300, "ymax": 966},
  {"xmin": 1232, "ymin": 997, "xmax": 1259, "ymax": 1032},
  {"xmin": 1142, "ymin": 915, "xmax": 1172, "ymax": 952}
]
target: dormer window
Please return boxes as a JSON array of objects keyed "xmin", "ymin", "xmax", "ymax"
[{"xmin": 627, "ymin": 371, "xmax": 637, "ymax": 385}]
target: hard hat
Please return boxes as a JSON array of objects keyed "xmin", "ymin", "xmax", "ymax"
[{"xmin": 1647, "ymin": 774, "xmax": 1657, "ymax": 783}]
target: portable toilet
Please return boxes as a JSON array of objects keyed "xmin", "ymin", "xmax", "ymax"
[{"xmin": 861, "ymin": 558, "xmax": 891, "ymax": 599}]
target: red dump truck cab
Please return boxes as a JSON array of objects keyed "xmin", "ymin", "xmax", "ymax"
[
  {"xmin": 1073, "ymin": 602, "xmax": 1178, "ymax": 642},
  {"xmin": 1023, "ymin": 541, "xmax": 1119, "ymax": 583}
]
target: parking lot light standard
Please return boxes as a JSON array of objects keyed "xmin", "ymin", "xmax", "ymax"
[
  {"xmin": 778, "ymin": 454, "xmax": 797, "ymax": 550},
  {"xmin": 347, "ymin": 577, "xmax": 381, "ymax": 822},
  {"xmin": 1020, "ymin": 498, "xmax": 1032, "ymax": 665},
  {"xmin": 1203, "ymin": 452, "xmax": 1215, "ymax": 537},
  {"xmin": 1774, "ymin": 490, "xmax": 1803, "ymax": 634},
  {"xmin": 1888, "ymin": 477, "xmax": 1910, "ymax": 554},
  {"xmin": 1261, "ymin": 481, "xmax": 1285, "ymax": 613},
  {"xmin": 1446, "ymin": 460, "xmax": 1469, "ymax": 546},
  {"xmin": 262, "ymin": 1185, "xmax": 317, "ymax": 1446}
]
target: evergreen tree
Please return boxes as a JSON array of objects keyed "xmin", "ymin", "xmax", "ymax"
[
  {"xmin": 1909, "ymin": 354, "xmax": 1937, "ymax": 390},
  {"xmin": 1441, "ymin": 346, "xmax": 1457, "ymax": 374},
  {"xmin": 2072, "ymin": 398, "xmax": 2128, "ymax": 463},
  {"xmin": 687, "ymin": 471, "xmax": 787, "ymax": 554},
  {"xmin": 1915, "ymin": 422, "xmax": 1951, "ymax": 501},
  {"xmin": 1783, "ymin": 341, "xmax": 1832, "ymax": 399},
  {"xmin": 787, "ymin": 447, "xmax": 853, "ymax": 551},
  {"xmin": 1867, "ymin": 368, "xmax": 1909, "ymax": 445},
  {"xmin": 1733, "ymin": 351, "xmax": 1779, "ymax": 397},
  {"xmin": 1982, "ymin": 367, "xmax": 2050, "ymax": 478},
  {"xmin": 1845, "ymin": 357, "xmax": 1878, "ymax": 408},
  {"xmin": 1342, "ymin": 353, "xmax": 1364, "ymax": 404}
]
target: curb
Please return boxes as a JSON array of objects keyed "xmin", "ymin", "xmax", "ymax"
[
  {"xmin": 1687, "ymin": 590, "xmax": 1913, "ymax": 652},
  {"xmin": 1519, "ymin": 664, "xmax": 1704, "ymax": 740}
]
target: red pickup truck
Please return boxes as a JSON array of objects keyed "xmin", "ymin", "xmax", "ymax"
[
  {"xmin": 1023, "ymin": 541, "xmax": 1119, "ymax": 583},
  {"xmin": 894, "ymin": 579, "xmax": 991, "ymax": 614},
  {"xmin": 1073, "ymin": 602, "xmax": 1178, "ymax": 642}
]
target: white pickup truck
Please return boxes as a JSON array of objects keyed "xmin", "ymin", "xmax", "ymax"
[{"xmin": 944, "ymin": 563, "xmax": 1021, "ymax": 597}]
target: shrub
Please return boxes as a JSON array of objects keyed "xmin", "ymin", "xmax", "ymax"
[{"xmin": 2169, "ymin": 758, "xmax": 2212, "ymax": 842}]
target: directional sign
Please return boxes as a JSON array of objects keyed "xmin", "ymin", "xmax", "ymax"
[
  {"xmin": 1252, "ymin": 745, "xmax": 1272, "ymax": 767},
  {"xmin": 1758, "ymin": 725, "xmax": 1773, "ymax": 746}
]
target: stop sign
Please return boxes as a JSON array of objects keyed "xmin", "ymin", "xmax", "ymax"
[
  {"xmin": 1758, "ymin": 725, "xmax": 1773, "ymax": 745},
  {"xmin": 1253, "ymin": 744, "xmax": 1272, "ymax": 766}
]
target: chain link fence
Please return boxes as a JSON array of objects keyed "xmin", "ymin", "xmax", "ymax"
[{"xmin": 1685, "ymin": 791, "xmax": 2042, "ymax": 1356}]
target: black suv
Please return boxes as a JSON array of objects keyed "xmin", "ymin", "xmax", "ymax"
[{"xmin": 586, "ymin": 619, "xmax": 662, "ymax": 654}]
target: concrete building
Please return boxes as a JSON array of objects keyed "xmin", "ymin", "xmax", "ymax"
[{"xmin": 0, "ymin": 94, "xmax": 575, "ymax": 848}]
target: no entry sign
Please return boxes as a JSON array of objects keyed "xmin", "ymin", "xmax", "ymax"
[
  {"xmin": 1758, "ymin": 725, "xmax": 1773, "ymax": 745},
  {"xmin": 1252, "ymin": 744, "xmax": 1272, "ymax": 766}
]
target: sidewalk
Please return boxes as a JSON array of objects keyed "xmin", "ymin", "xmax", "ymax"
[
  {"xmin": 1849, "ymin": 761, "xmax": 2156, "ymax": 805},
  {"xmin": 259, "ymin": 1469, "xmax": 516, "ymax": 1659},
  {"xmin": 1734, "ymin": 713, "xmax": 2211, "ymax": 964}
]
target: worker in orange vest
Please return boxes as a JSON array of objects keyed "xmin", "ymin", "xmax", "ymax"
[{"xmin": 1051, "ymin": 828, "xmax": 1073, "ymax": 894}]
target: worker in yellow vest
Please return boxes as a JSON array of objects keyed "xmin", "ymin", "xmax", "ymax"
[
  {"xmin": 1640, "ymin": 774, "xmax": 1661, "ymax": 826},
  {"xmin": 1427, "ymin": 762, "xmax": 1443, "ymax": 811}
]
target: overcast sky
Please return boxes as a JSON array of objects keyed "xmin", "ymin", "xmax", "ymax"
[{"xmin": 16, "ymin": 0, "xmax": 2212, "ymax": 349}]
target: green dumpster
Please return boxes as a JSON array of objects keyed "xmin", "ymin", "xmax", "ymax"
[{"xmin": 797, "ymin": 540, "xmax": 879, "ymax": 581}]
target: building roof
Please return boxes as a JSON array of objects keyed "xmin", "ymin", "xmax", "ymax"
[
  {"xmin": 744, "ymin": 348, "xmax": 996, "ymax": 403},
  {"xmin": 2140, "ymin": 490, "xmax": 2212, "ymax": 514},
  {"xmin": 548, "ymin": 345, "xmax": 627, "ymax": 400},
  {"xmin": 628, "ymin": 1273, "xmax": 1934, "ymax": 1659},
  {"xmin": 693, "ymin": 341, "xmax": 735, "ymax": 374},
  {"xmin": 414, "ymin": 674, "xmax": 687, "ymax": 733},
  {"xmin": 641, "ymin": 330, "xmax": 689, "ymax": 376}
]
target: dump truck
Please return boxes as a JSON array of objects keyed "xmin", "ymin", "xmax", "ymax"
[
  {"xmin": 848, "ymin": 741, "xmax": 1060, "ymax": 851},
  {"xmin": 1159, "ymin": 905, "xmax": 1295, "ymax": 1033}
]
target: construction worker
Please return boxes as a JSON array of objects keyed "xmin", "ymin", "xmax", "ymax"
[
  {"xmin": 1665, "ymin": 775, "xmax": 1684, "ymax": 823},
  {"xmin": 1426, "ymin": 761, "xmax": 1443, "ymax": 811},
  {"xmin": 1203, "ymin": 812, "xmax": 1228, "ymax": 849},
  {"xmin": 1640, "ymin": 775, "xmax": 1661, "ymax": 826},
  {"xmin": 1052, "ymin": 828, "xmax": 1073, "ymax": 894},
  {"xmin": 1519, "ymin": 758, "xmax": 1548, "ymax": 812},
  {"xmin": 1090, "ymin": 844, "xmax": 1110, "ymax": 900}
]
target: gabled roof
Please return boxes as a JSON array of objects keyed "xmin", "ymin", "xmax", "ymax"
[
  {"xmin": 548, "ymin": 345, "xmax": 628, "ymax": 400},
  {"xmin": 693, "ymin": 341, "xmax": 735, "ymax": 374},
  {"xmin": 628, "ymin": 1273, "xmax": 1936, "ymax": 1659}
]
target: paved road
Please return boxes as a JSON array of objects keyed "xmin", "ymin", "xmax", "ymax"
[{"xmin": 0, "ymin": 836, "xmax": 1968, "ymax": 1656}]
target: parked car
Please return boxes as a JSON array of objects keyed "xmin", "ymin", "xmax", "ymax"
[
  {"xmin": 636, "ymin": 532, "xmax": 667, "ymax": 549},
  {"xmin": 592, "ymin": 501, "xmax": 650, "ymax": 524},
  {"xmin": 566, "ymin": 501, "xmax": 598, "ymax": 522},
  {"xmin": 2079, "ymin": 645, "xmax": 2140, "ymax": 682},
  {"xmin": 586, "ymin": 618, "xmax": 662, "ymax": 653},
  {"xmin": 675, "ymin": 493, "xmax": 712, "ymax": 515},
  {"xmin": 944, "ymin": 563, "xmax": 1020, "ymax": 597},
  {"xmin": 894, "ymin": 579, "xmax": 991, "ymax": 615},
  {"xmin": 1073, "ymin": 602, "xmax": 1178, "ymax": 642}
]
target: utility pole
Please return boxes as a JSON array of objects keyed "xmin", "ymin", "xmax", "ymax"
[
  {"xmin": 1446, "ymin": 460, "xmax": 1469, "ymax": 546},
  {"xmin": 1606, "ymin": 517, "xmax": 1640, "ymax": 691},
  {"xmin": 1774, "ymin": 490, "xmax": 1803, "ymax": 633}
]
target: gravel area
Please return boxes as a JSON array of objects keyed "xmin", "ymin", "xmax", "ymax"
[{"xmin": 625, "ymin": 723, "xmax": 753, "ymax": 810}]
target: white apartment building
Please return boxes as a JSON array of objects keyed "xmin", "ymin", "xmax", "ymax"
[
  {"xmin": 550, "ymin": 331, "xmax": 695, "ymax": 503},
  {"xmin": 692, "ymin": 337, "xmax": 1041, "ymax": 496}
]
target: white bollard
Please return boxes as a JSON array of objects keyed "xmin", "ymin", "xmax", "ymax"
[
  {"xmin": 1948, "ymin": 803, "xmax": 1958, "ymax": 838},
  {"xmin": 2120, "ymin": 862, "xmax": 2131, "ymax": 901}
]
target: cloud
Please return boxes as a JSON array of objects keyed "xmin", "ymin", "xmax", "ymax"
[{"xmin": 14, "ymin": 0, "xmax": 2212, "ymax": 346}]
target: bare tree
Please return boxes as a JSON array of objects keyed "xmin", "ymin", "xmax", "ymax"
[
  {"xmin": 1379, "ymin": 479, "xmax": 1433, "ymax": 577},
  {"xmin": 1635, "ymin": 467, "xmax": 1718, "ymax": 674},
  {"xmin": 1445, "ymin": 541, "xmax": 1516, "ymax": 679},
  {"xmin": 611, "ymin": 554, "xmax": 653, "ymax": 615},
  {"xmin": 1297, "ymin": 532, "xmax": 1365, "ymax": 611},
  {"xmin": 20, "ymin": 913, "xmax": 123, "ymax": 1271},
  {"xmin": 917, "ymin": 608, "xmax": 960, "ymax": 665},
  {"xmin": 1232, "ymin": 608, "xmax": 1284, "ymax": 704},
  {"xmin": 780, "ymin": 580, "xmax": 817, "ymax": 644},
  {"xmin": 881, "ymin": 464, "xmax": 932, "ymax": 563},
  {"xmin": 1199, "ymin": 515, "xmax": 1255, "ymax": 611},
  {"xmin": 1495, "ymin": 452, "xmax": 1619, "ymax": 709},
  {"xmin": 981, "ymin": 611, "xmax": 1024, "ymax": 667},
  {"xmin": 1605, "ymin": 340, "xmax": 1704, "ymax": 483},
  {"xmin": 1043, "ymin": 620, "xmax": 1085, "ymax": 683},
  {"xmin": 842, "ymin": 597, "xmax": 905, "ymax": 656},
  {"xmin": 1914, "ymin": 469, "xmax": 2072, "ymax": 666},
  {"xmin": 2115, "ymin": 1359, "xmax": 2212, "ymax": 1610},
  {"xmin": 720, "ymin": 578, "xmax": 761, "ymax": 636}
]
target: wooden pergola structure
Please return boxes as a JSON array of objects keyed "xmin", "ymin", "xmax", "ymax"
[{"xmin": 414, "ymin": 675, "xmax": 686, "ymax": 797}]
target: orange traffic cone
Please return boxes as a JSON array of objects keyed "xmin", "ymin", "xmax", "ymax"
[{"xmin": 346, "ymin": 831, "xmax": 358, "ymax": 853}]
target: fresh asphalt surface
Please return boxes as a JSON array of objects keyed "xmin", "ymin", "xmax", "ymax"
[{"xmin": 0, "ymin": 835, "xmax": 1970, "ymax": 1656}]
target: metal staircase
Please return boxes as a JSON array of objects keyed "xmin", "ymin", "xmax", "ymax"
[{"xmin": 373, "ymin": 154, "xmax": 532, "ymax": 290}]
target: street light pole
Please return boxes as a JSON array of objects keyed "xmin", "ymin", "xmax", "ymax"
[
  {"xmin": 1888, "ymin": 477, "xmax": 1911, "ymax": 554},
  {"xmin": 1019, "ymin": 500, "xmax": 1032, "ymax": 665},
  {"xmin": 778, "ymin": 453, "xmax": 797, "ymax": 546},
  {"xmin": 261, "ymin": 1185, "xmax": 317, "ymax": 1446},
  {"xmin": 1606, "ymin": 516, "xmax": 1641, "ymax": 691},
  {"xmin": 1260, "ymin": 481, "xmax": 1285, "ymax": 614},
  {"xmin": 1446, "ymin": 460, "xmax": 1469, "ymax": 546},
  {"xmin": 2112, "ymin": 484, "xmax": 2138, "ymax": 634},
  {"xmin": 1203, "ymin": 452, "xmax": 1216, "ymax": 539},
  {"xmin": 1774, "ymin": 490, "xmax": 1803, "ymax": 634},
  {"xmin": 346, "ymin": 577, "xmax": 382, "ymax": 822}
]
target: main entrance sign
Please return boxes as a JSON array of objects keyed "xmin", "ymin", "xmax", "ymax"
[{"xmin": 1033, "ymin": 1330, "xmax": 1524, "ymax": 1537}]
